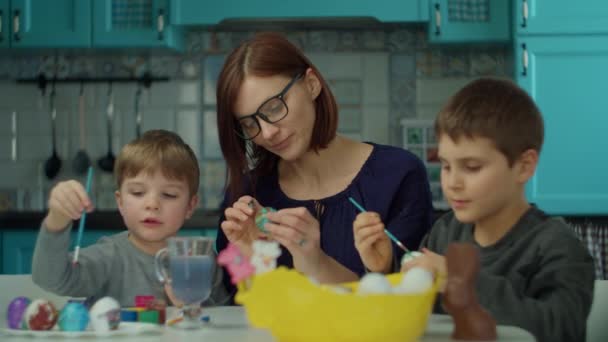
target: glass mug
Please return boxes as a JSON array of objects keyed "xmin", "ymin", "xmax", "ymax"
[{"xmin": 155, "ymin": 237, "xmax": 216, "ymax": 328}]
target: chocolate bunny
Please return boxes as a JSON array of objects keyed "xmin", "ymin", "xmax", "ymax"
[{"xmin": 442, "ymin": 243, "xmax": 497, "ymax": 341}]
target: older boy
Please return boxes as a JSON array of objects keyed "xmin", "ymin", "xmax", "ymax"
[
  {"xmin": 354, "ymin": 78, "xmax": 594, "ymax": 342},
  {"xmin": 32, "ymin": 130, "xmax": 228, "ymax": 307}
]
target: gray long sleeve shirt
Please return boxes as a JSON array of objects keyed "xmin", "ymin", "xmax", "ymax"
[
  {"xmin": 32, "ymin": 225, "xmax": 229, "ymax": 308},
  {"xmin": 423, "ymin": 207, "xmax": 595, "ymax": 342}
]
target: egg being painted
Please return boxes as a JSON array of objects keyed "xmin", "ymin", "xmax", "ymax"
[
  {"xmin": 89, "ymin": 297, "xmax": 121, "ymax": 332},
  {"xmin": 6, "ymin": 296, "xmax": 31, "ymax": 329},
  {"xmin": 23, "ymin": 299, "xmax": 58, "ymax": 330},
  {"xmin": 400, "ymin": 251, "xmax": 423, "ymax": 267},
  {"xmin": 58, "ymin": 302, "xmax": 89, "ymax": 331},
  {"xmin": 255, "ymin": 207, "xmax": 277, "ymax": 233}
]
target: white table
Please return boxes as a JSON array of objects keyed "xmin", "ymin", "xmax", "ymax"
[{"xmin": 1, "ymin": 306, "xmax": 535, "ymax": 342}]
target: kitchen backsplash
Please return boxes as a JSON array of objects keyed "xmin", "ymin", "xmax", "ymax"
[{"xmin": 0, "ymin": 25, "xmax": 512, "ymax": 211}]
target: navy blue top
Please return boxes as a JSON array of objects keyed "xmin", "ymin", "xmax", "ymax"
[{"xmin": 216, "ymin": 143, "xmax": 433, "ymax": 296}]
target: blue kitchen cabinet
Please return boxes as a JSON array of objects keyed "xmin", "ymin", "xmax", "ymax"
[
  {"xmin": 428, "ymin": 0, "xmax": 511, "ymax": 43},
  {"xmin": 1, "ymin": 228, "xmax": 217, "ymax": 274},
  {"xmin": 93, "ymin": 0, "xmax": 183, "ymax": 50},
  {"xmin": 0, "ymin": 0, "xmax": 9, "ymax": 47},
  {"xmin": 9, "ymin": 0, "xmax": 91, "ymax": 48},
  {"xmin": 515, "ymin": 36, "xmax": 608, "ymax": 214},
  {"xmin": 171, "ymin": 0, "xmax": 429, "ymax": 25},
  {"xmin": 1, "ymin": 229, "xmax": 111, "ymax": 274},
  {"xmin": 515, "ymin": 0, "xmax": 608, "ymax": 35}
]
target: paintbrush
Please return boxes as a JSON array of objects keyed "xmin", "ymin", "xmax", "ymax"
[
  {"xmin": 348, "ymin": 196, "xmax": 410, "ymax": 252},
  {"xmin": 72, "ymin": 166, "xmax": 94, "ymax": 265}
]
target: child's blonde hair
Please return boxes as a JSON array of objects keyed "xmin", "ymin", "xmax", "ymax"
[
  {"xmin": 435, "ymin": 78, "xmax": 544, "ymax": 166},
  {"xmin": 114, "ymin": 130, "xmax": 199, "ymax": 196}
]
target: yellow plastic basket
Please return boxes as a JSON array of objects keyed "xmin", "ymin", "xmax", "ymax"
[{"xmin": 236, "ymin": 267, "xmax": 439, "ymax": 342}]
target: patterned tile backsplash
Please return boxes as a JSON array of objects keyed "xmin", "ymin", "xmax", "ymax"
[{"xmin": 0, "ymin": 25, "xmax": 512, "ymax": 211}]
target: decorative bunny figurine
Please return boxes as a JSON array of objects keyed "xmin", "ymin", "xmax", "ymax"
[{"xmin": 442, "ymin": 243, "xmax": 497, "ymax": 341}]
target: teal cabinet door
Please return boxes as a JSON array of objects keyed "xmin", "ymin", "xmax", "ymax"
[
  {"xmin": 1, "ymin": 229, "xmax": 115, "ymax": 274},
  {"xmin": 171, "ymin": 0, "xmax": 428, "ymax": 25},
  {"xmin": 515, "ymin": 36, "xmax": 608, "ymax": 214},
  {"xmin": 2, "ymin": 230, "xmax": 37, "ymax": 274},
  {"xmin": 10, "ymin": 0, "xmax": 91, "ymax": 48},
  {"xmin": 93, "ymin": 0, "xmax": 183, "ymax": 50},
  {"xmin": 0, "ymin": 0, "xmax": 8, "ymax": 47},
  {"xmin": 515, "ymin": 0, "xmax": 608, "ymax": 35},
  {"xmin": 428, "ymin": 0, "xmax": 510, "ymax": 43}
]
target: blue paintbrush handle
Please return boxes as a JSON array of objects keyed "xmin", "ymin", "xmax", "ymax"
[
  {"xmin": 73, "ymin": 166, "xmax": 94, "ymax": 263},
  {"xmin": 348, "ymin": 196, "xmax": 409, "ymax": 252}
]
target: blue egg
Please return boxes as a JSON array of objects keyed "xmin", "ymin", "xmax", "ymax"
[{"xmin": 58, "ymin": 302, "xmax": 89, "ymax": 331}]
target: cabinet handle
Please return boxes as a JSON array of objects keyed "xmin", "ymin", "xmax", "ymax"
[
  {"xmin": 13, "ymin": 9, "xmax": 19, "ymax": 42},
  {"xmin": 434, "ymin": 3, "xmax": 441, "ymax": 36},
  {"xmin": 157, "ymin": 9, "xmax": 165, "ymax": 41},
  {"xmin": 0, "ymin": 10, "xmax": 4, "ymax": 42},
  {"xmin": 521, "ymin": 43, "xmax": 528, "ymax": 76},
  {"xmin": 521, "ymin": 0, "xmax": 528, "ymax": 28}
]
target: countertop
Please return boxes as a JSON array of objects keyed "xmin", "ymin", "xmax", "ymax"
[{"xmin": 0, "ymin": 210, "xmax": 222, "ymax": 230}]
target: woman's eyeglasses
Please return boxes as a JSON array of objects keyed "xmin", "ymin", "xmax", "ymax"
[{"xmin": 235, "ymin": 72, "xmax": 304, "ymax": 140}]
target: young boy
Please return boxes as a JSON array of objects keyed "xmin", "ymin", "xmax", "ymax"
[
  {"xmin": 353, "ymin": 78, "xmax": 595, "ymax": 342},
  {"xmin": 32, "ymin": 130, "xmax": 228, "ymax": 307}
]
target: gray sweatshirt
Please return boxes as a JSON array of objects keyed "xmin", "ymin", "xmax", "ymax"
[
  {"xmin": 32, "ymin": 225, "xmax": 229, "ymax": 308},
  {"xmin": 423, "ymin": 207, "xmax": 595, "ymax": 342}
]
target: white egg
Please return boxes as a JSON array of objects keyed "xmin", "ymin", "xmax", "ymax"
[
  {"xmin": 394, "ymin": 267, "xmax": 433, "ymax": 294},
  {"xmin": 400, "ymin": 251, "xmax": 423, "ymax": 267},
  {"xmin": 89, "ymin": 297, "xmax": 121, "ymax": 332},
  {"xmin": 357, "ymin": 273, "xmax": 393, "ymax": 295}
]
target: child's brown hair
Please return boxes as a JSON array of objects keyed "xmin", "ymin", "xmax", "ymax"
[
  {"xmin": 435, "ymin": 78, "xmax": 544, "ymax": 166},
  {"xmin": 114, "ymin": 130, "xmax": 199, "ymax": 196}
]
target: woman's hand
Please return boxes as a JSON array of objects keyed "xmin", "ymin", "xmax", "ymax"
[
  {"xmin": 264, "ymin": 207, "xmax": 325, "ymax": 277},
  {"xmin": 220, "ymin": 196, "xmax": 266, "ymax": 256},
  {"xmin": 353, "ymin": 212, "xmax": 393, "ymax": 273}
]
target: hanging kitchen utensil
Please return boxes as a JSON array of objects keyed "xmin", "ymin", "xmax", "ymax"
[
  {"xmin": 97, "ymin": 83, "xmax": 115, "ymax": 173},
  {"xmin": 11, "ymin": 110, "xmax": 17, "ymax": 162},
  {"xmin": 134, "ymin": 85, "xmax": 143, "ymax": 138},
  {"xmin": 44, "ymin": 87, "xmax": 62, "ymax": 180},
  {"xmin": 73, "ymin": 83, "xmax": 91, "ymax": 175}
]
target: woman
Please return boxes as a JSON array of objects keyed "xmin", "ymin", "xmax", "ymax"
[{"xmin": 215, "ymin": 32, "xmax": 432, "ymax": 291}]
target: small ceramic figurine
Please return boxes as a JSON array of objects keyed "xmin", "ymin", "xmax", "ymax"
[
  {"xmin": 442, "ymin": 243, "xmax": 497, "ymax": 341},
  {"xmin": 217, "ymin": 243, "xmax": 255, "ymax": 285},
  {"xmin": 250, "ymin": 240, "xmax": 282, "ymax": 274}
]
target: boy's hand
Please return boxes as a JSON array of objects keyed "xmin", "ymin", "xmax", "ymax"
[
  {"xmin": 401, "ymin": 248, "xmax": 447, "ymax": 292},
  {"xmin": 220, "ymin": 196, "xmax": 266, "ymax": 256},
  {"xmin": 44, "ymin": 180, "xmax": 94, "ymax": 232},
  {"xmin": 353, "ymin": 212, "xmax": 392, "ymax": 273}
]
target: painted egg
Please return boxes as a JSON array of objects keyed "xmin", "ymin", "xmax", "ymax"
[
  {"xmin": 400, "ymin": 251, "xmax": 423, "ymax": 266},
  {"xmin": 255, "ymin": 207, "xmax": 277, "ymax": 233},
  {"xmin": 394, "ymin": 267, "xmax": 434, "ymax": 294},
  {"xmin": 23, "ymin": 299, "xmax": 58, "ymax": 330},
  {"xmin": 6, "ymin": 296, "xmax": 30, "ymax": 329},
  {"xmin": 89, "ymin": 297, "xmax": 121, "ymax": 332},
  {"xmin": 357, "ymin": 273, "xmax": 393, "ymax": 295},
  {"xmin": 58, "ymin": 302, "xmax": 89, "ymax": 331}
]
